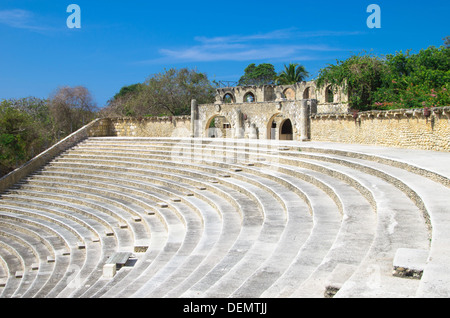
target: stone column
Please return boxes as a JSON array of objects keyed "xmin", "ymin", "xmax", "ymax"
[
  {"xmin": 235, "ymin": 108, "xmax": 243, "ymax": 139},
  {"xmin": 249, "ymin": 123, "xmax": 258, "ymax": 139},
  {"xmin": 300, "ymin": 100, "xmax": 310, "ymax": 141},
  {"xmin": 190, "ymin": 99, "xmax": 198, "ymax": 138}
]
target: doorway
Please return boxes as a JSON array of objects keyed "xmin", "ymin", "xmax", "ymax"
[{"xmin": 280, "ymin": 119, "xmax": 293, "ymax": 140}]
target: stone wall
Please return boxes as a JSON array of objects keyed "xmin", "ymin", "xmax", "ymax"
[
  {"xmin": 92, "ymin": 106, "xmax": 450, "ymax": 152},
  {"xmin": 311, "ymin": 107, "xmax": 450, "ymax": 152},
  {"xmin": 198, "ymin": 100, "xmax": 314, "ymax": 141},
  {"xmin": 93, "ymin": 116, "xmax": 191, "ymax": 138},
  {"xmin": 215, "ymin": 81, "xmax": 349, "ymax": 114}
]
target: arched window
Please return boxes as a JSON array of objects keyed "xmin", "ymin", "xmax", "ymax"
[
  {"xmin": 303, "ymin": 87, "xmax": 311, "ymax": 99},
  {"xmin": 244, "ymin": 92, "xmax": 255, "ymax": 103},
  {"xmin": 223, "ymin": 93, "xmax": 234, "ymax": 103},
  {"xmin": 326, "ymin": 86, "xmax": 334, "ymax": 103},
  {"xmin": 283, "ymin": 88, "xmax": 296, "ymax": 100}
]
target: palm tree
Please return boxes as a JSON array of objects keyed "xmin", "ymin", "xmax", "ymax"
[{"xmin": 276, "ymin": 63, "xmax": 310, "ymax": 85}]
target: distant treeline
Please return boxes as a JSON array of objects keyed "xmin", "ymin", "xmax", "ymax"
[
  {"xmin": 316, "ymin": 44, "xmax": 450, "ymax": 110},
  {"xmin": 0, "ymin": 86, "xmax": 98, "ymax": 178}
]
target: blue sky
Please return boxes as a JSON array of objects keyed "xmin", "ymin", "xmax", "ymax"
[{"xmin": 0, "ymin": 0, "xmax": 448, "ymax": 108}]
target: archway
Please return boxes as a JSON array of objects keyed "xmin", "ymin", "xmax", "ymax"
[
  {"xmin": 205, "ymin": 115, "xmax": 232, "ymax": 138},
  {"xmin": 280, "ymin": 119, "xmax": 293, "ymax": 140},
  {"xmin": 266, "ymin": 113, "xmax": 280, "ymax": 140},
  {"xmin": 303, "ymin": 87, "xmax": 313, "ymax": 99},
  {"xmin": 283, "ymin": 88, "xmax": 296, "ymax": 100},
  {"xmin": 223, "ymin": 93, "xmax": 235, "ymax": 104},
  {"xmin": 325, "ymin": 86, "xmax": 334, "ymax": 103},
  {"xmin": 244, "ymin": 92, "xmax": 256, "ymax": 103}
]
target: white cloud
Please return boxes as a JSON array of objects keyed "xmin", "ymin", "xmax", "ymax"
[
  {"xmin": 142, "ymin": 28, "xmax": 360, "ymax": 64},
  {"xmin": 193, "ymin": 28, "xmax": 297, "ymax": 44},
  {"xmin": 194, "ymin": 28, "xmax": 362, "ymax": 44},
  {"xmin": 158, "ymin": 44, "xmax": 339, "ymax": 62},
  {"xmin": 0, "ymin": 9, "xmax": 48, "ymax": 31}
]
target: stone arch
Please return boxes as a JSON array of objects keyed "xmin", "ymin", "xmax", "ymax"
[
  {"xmin": 244, "ymin": 91, "xmax": 256, "ymax": 103},
  {"xmin": 303, "ymin": 86, "xmax": 314, "ymax": 99},
  {"xmin": 325, "ymin": 85, "xmax": 334, "ymax": 103},
  {"xmin": 266, "ymin": 113, "xmax": 281, "ymax": 140},
  {"xmin": 205, "ymin": 115, "xmax": 233, "ymax": 138},
  {"xmin": 222, "ymin": 92, "xmax": 235, "ymax": 104},
  {"xmin": 283, "ymin": 87, "xmax": 296, "ymax": 100},
  {"xmin": 280, "ymin": 118, "xmax": 293, "ymax": 140}
]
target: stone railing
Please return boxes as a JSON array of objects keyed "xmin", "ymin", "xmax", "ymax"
[
  {"xmin": 0, "ymin": 118, "xmax": 105, "ymax": 193},
  {"xmin": 311, "ymin": 106, "xmax": 450, "ymax": 152},
  {"xmin": 90, "ymin": 116, "xmax": 192, "ymax": 137}
]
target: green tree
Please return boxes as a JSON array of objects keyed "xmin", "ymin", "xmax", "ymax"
[
  {"xmin": 373, "ymin": 46, "xmax": 450, "ymax": 109},
  {"xmin": 144, "ymin": 68, "xmax": 215, "ymax": 116},
  {"xmin": 444, "ymin": 36, "xmax": 450, "ymax": 49},
  {"xmin": 112, "ymin": 83, "xmax": 144, "ymax": 101},
  {"xmin": 0, "ymin": 100, "xmax": 40, "ymax": 175},
  {"xmin": 316, "ymin": 52, "xmax": 388, "ymax": 110},
  {"xmin": 49, "ymin": 86, "xmax": 98, "ymax": 138},
  {"xmin": 102, "ymin": 68, "xmax": 216, "ymax": 117},
  {"xmin": 317, "ymin": 46, "xmax": 450, "ymax": 110},
  {"xmin": 238, "ymin": 63, "xmax": 277, "ymax": 86},
  {"xmin": 275, "ymin": 63, "xmax": 310, "ymax": 85}
]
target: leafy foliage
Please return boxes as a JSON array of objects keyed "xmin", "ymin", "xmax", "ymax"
[
  {"xmin": 316, "ymin": 46, "xmax": 450, "ymax": 110},
  {"xmin": 372, "ymin": 46, "xmax": 450, "ymax": 109},
  {"xmin": 102, "ymin": 68, "xmax": 216, "ymax": 117},
  {"xmin": 113, "ymin": 83, "xmax": 145, "ymax": 101},
  {"xmin": 0, "ymin": 98, "xmax": 51, "ymax": 176},
  {"xmin": 316, "ymin": 52, "xmax": 387, "ymax": 110},
  {"xmin": 238, "ymin": 63, "xmax": 277, "ymax": 86},
  {"xmin": 275, "ymin": 63, "xmax": 310, "ymax": 85},
  {"xmin": 0, "ymin": 87, "xmax": 98, "ymax": 178}
]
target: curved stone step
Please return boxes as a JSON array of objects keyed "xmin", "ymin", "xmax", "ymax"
[
  {"xmin": 69, "ymin": 138, "xmax": 372, "ymax": 296},
  {"xmin": 0, "ymin": 243, "xmax": 24, "ymax": 298},
  {"xmin": 2, "ymin": 136, "xmax": 449, "ymax": 298}
]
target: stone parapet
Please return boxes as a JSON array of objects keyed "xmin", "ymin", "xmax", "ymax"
[
  {"xmin": 311, "ymin": 106, "xmax": 450, "ymax": 152},
  {"xmin": 106, "ymin": 116, "xmax": 191, "ymax": 137}
]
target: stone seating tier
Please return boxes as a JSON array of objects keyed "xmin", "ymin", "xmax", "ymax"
[{"xmin": 0, "ymin": 137, "xmax": 449, "ymax": 298}]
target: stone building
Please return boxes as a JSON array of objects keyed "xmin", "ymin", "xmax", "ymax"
[{"xmin": 192, "ymin": 81, "xmax": 349, "ymax": 141}]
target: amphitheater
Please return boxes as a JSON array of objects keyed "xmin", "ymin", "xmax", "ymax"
[{"xmin": 1, "ymin": 84, "xmax": 450, "ymax": 299}]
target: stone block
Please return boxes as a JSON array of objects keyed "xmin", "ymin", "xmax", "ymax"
[
  {"xmin": 324, "ymin": 263, "xmax": 357, "ymax": 298},
  {"xmin": 134, "ymin": 245, "xmax": 149, "ymax": 253},
  {"xmin": 103, "ymin": 264, "xmax": 116, "ymax": 279},
  {"xmin": 393, "ymin": 248, "xmax": 429, "ymax": 279}
]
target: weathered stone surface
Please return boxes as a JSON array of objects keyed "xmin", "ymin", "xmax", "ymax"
[{"xmin": 311, "ymin": 107, "xmax": 450, "ymax": 152}]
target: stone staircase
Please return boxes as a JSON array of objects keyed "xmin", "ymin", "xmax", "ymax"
[{"xmin": 0, "ymin": 137, "xmax": 449, "ymax": 298}]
